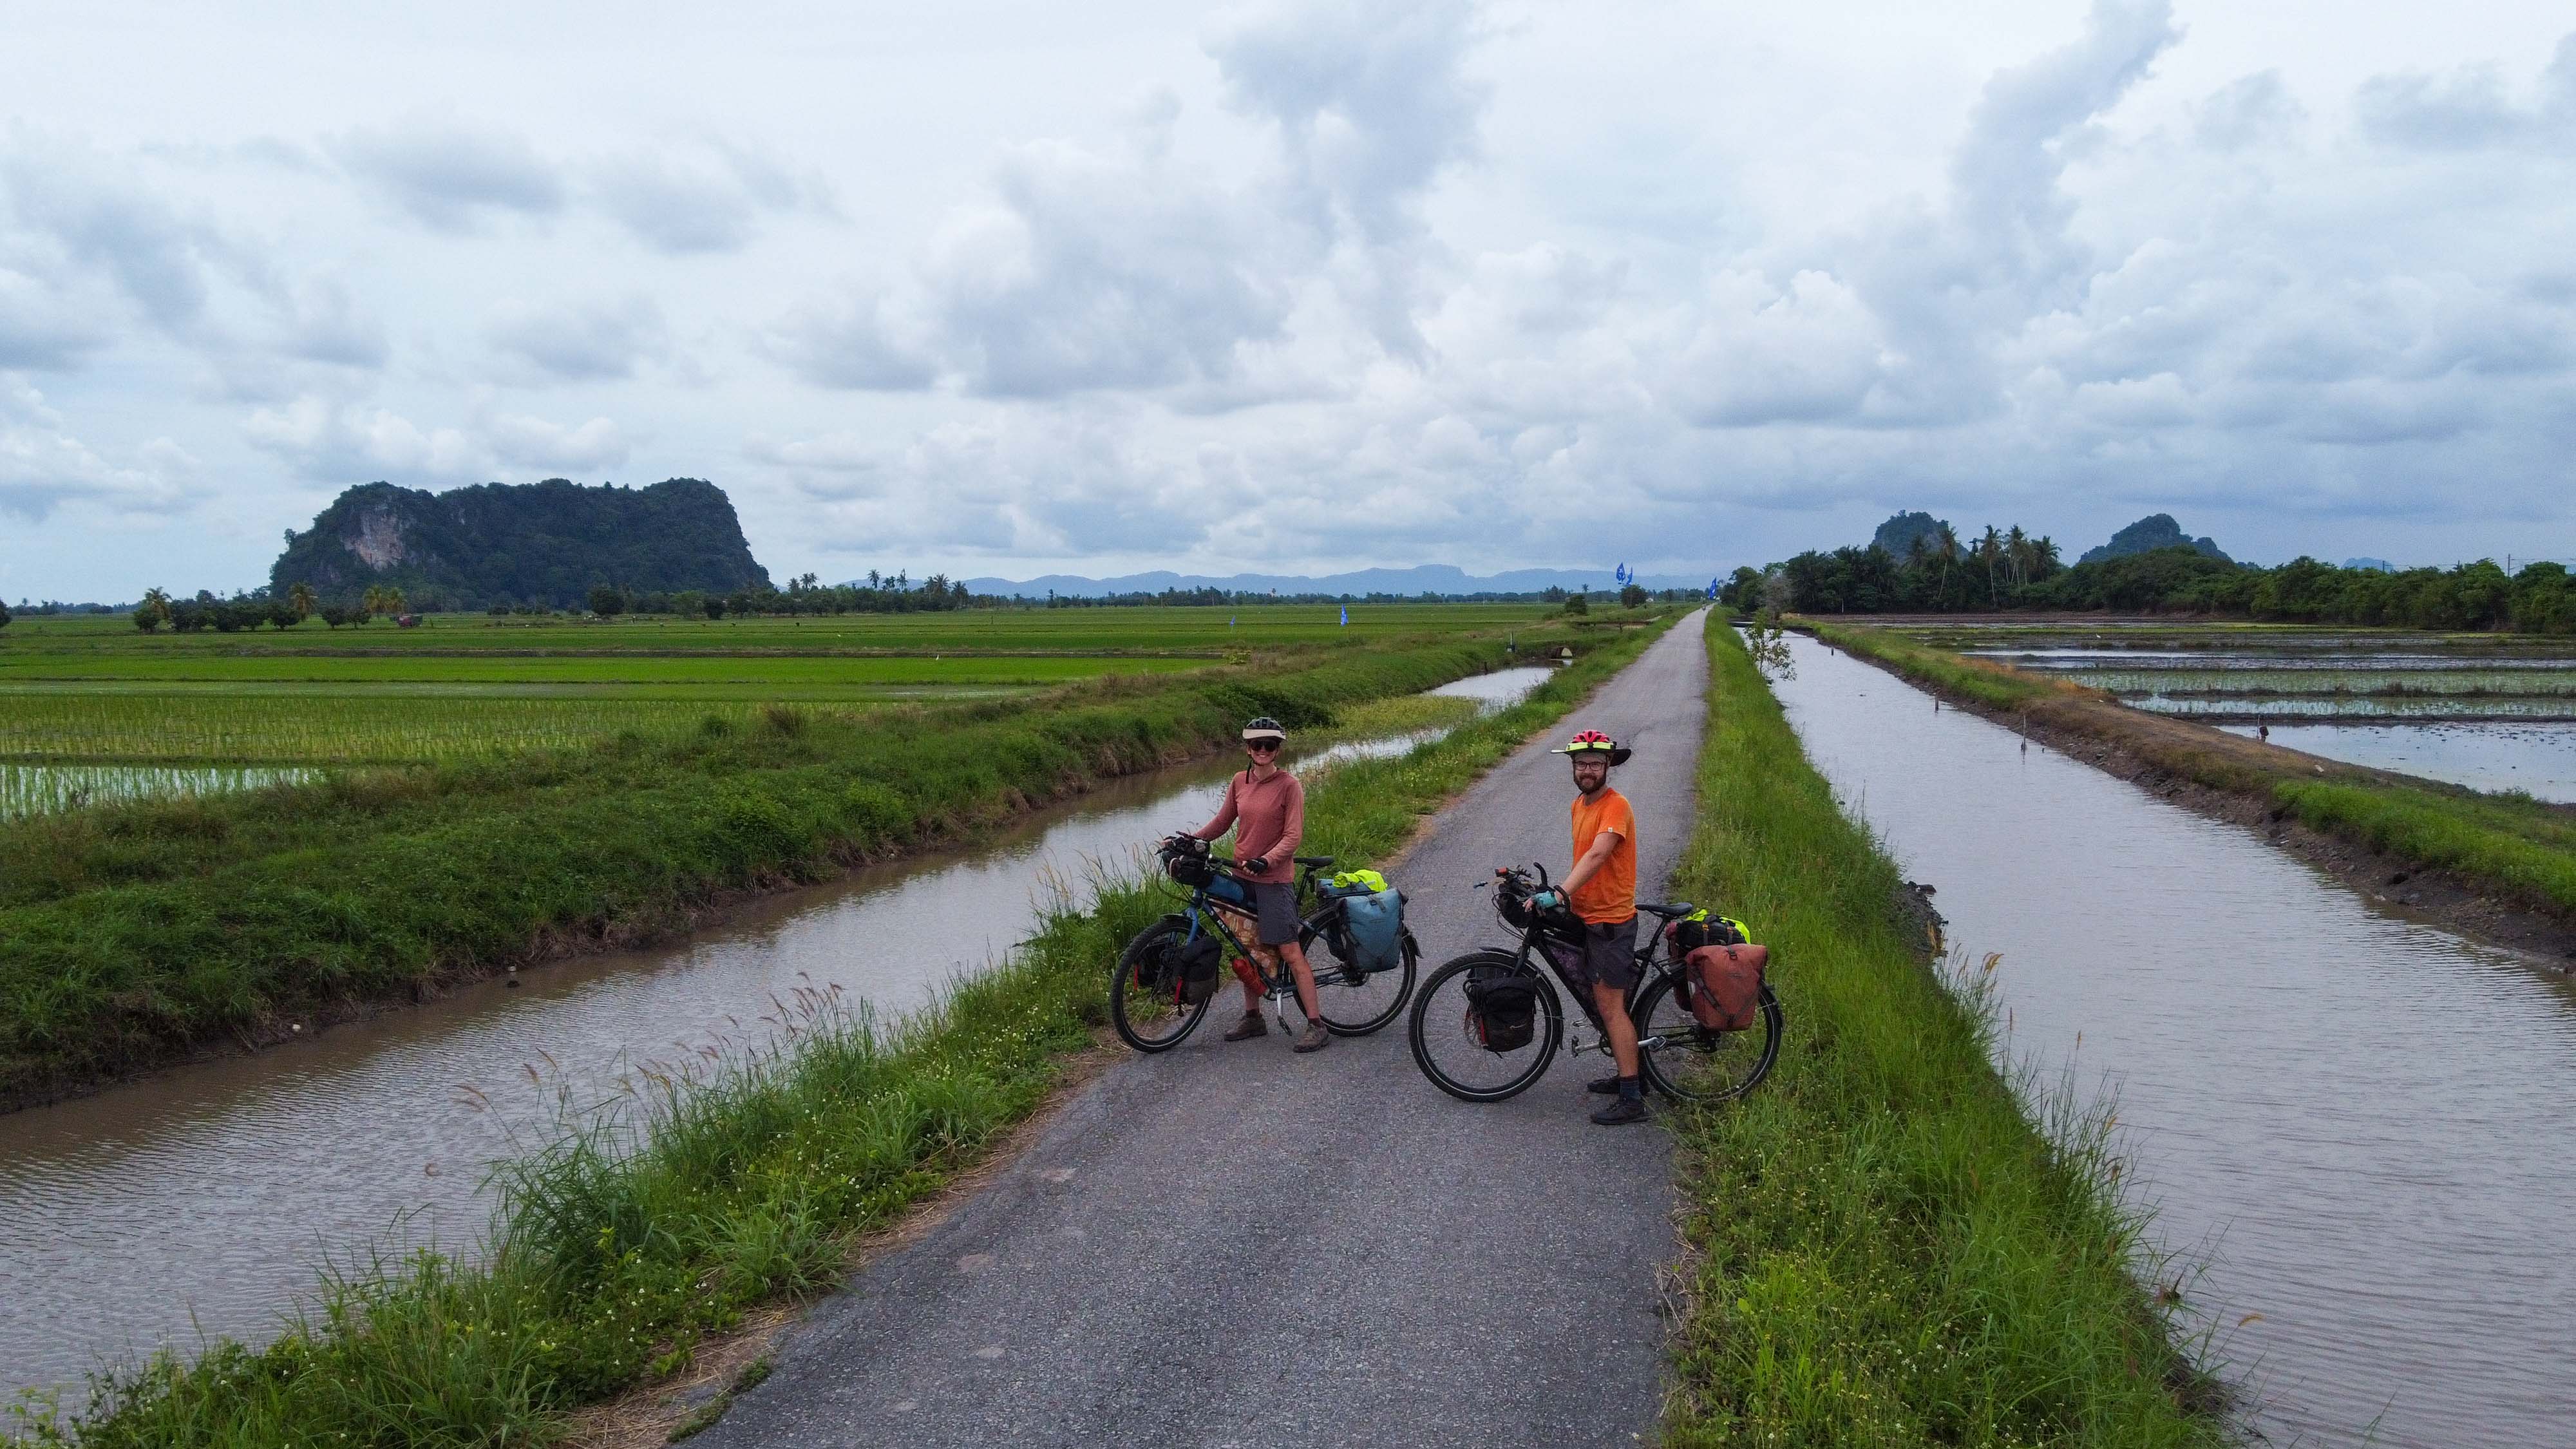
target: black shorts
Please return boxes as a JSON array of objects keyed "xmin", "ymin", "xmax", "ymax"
[{"xmin": 1574, "ymin": 916, "xmax": 1640, "ymax": 990}]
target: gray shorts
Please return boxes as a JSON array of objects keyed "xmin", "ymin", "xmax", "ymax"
[
  {"xmin": 1575, "ymin": 916, "xmax": 1640, "ymax": 991},
  {"xmin": 1241, "ymin": 879, "xmax": 1302, "ymax": 947}
]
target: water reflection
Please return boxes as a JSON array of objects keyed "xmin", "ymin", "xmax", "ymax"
[
  {"xmin": 0, "ymin": 667, "xmax": 1553, "ymax": 1392},
  {"xmin": 1774, "ymin": 634, "xmax": 2576, "ymax": 1448}
]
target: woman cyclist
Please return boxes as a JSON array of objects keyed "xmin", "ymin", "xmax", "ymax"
[{"xmin": 1188, "ymin": 716, "xmax": 1331, "ymax": 1053}]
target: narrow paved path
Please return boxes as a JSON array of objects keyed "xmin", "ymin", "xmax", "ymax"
[{"xmin": 706, "ymin": 614, "xmax": 1710, "ymax": 1448}]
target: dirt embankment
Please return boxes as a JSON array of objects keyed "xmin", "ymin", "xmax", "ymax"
[{"xmin": 1810, "ymin": 634, "xmax": 2576, "ymax": 969}]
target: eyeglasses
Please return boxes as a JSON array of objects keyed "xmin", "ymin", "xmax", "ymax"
[{"xmin": 1247, "ymin": 739, "xmax": 1282, "ymax": 753}]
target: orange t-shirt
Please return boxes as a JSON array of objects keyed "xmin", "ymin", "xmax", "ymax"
[{"xmin": 1568, "ymin": 787, "xmax": 1637, "ymax": 923}]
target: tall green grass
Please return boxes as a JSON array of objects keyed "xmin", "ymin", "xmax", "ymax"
[
  {"xmin": 1662, "ymin": 616, "xmax": 2221, "ymax": 1447},
  {"xmin": 1812, "ymin": 618, "xmax": 2576, "ymax": 920},
  {"xmin": 6, "ymin": 616, "xmax": 1674, "ymax": 1448}
]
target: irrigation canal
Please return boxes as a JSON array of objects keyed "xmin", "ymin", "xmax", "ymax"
[
  {"xmin": 0, "ymin": 668, "xmax": 1555, "ymax": 1396},
  {"xmin": 1779, "ymin": 634, "xmax": 2576, "ymax": 1448}
]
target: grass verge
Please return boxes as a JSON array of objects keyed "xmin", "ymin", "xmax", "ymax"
[
  {"xmin": 0, "ymin": 627, "xmax": 1598, "ymax": 1103},
  {"xmin": 1662, "ymin": 615, "xmax": 2222, "ymax": 1446},
  {"xmin": 1806, "ymin": 618, "xmax": 2576, "ymax": 922},
  {"xmin": 6, "ymin": 616, "xmax": 1675, "ymax": 1446}
]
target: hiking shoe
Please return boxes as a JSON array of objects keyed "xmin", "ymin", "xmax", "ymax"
[
  {"xmin": 1586, "ymin": 1074, "xmax": 1622, "ymax": 1095},
  {"xmin": 1222, "ymin": 1012, "xmax": 1268, "ymax": 1042},
  {"xmin": 1589, "ymin": 1095, "xmax": 1647, "ymax": 1126},
  {"xmin": 1293, "ymin": 1021, "xmax": 1332, "ymax": 1053}
]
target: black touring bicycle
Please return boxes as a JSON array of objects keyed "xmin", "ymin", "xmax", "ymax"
[
  {"xmin": 1110, "ymin": 835, "xmax": 1419, "ymax": 1052},
  {"xmin": 1405, "ymin": 862, "xmax": 1781, "ymax": 1103}
]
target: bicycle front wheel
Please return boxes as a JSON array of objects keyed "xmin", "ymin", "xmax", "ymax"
[
  {"xmin": 1313, "ymin": 929, "xmax": 1417, "ymax": 1036},
  {"xmin": 1406, "ymin": 951, "xmax": 1562, "ymax": 1103},
  {"xmin": 1110, "ymin": 918, "xmax": 1215, "ymax": 1053},
  {"xmin": 1632, "ymin": 971, "xmax": 1781, "ymax": 1103}
]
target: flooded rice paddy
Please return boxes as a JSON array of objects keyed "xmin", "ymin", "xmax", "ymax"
[
  {"xmin": 0, "ymin": 668, "xmax": 1552, "ymax": 1396},
  {"xmin": 1779, "ymin": 634, "xmax": 2576, "ymax": 1447},
  {"xmin": 2217, "ymin": 721, "xmax": 2576, "ymax": 804},
  {"xmin": 1911, "ymin": 618, "xmax": 2576, "ymax": 802}
]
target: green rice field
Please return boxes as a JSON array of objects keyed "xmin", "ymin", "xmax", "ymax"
[{"xmin": 0, "ymin": 604, "xmax": 1557, "ymax": 806}]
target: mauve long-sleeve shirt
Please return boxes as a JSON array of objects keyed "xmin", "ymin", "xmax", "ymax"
[{"xmin": 1193, "ymin": 768, "xmax": 1305, "ymax": 879}]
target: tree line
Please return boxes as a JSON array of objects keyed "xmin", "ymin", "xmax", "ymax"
[
  {"xmin": 1725, "ymin": 528, "xmax": 2576, "ymax": 633},
  {"xmin": 115, "ymin": 572, "xmax": 976, "ymax": 632}
]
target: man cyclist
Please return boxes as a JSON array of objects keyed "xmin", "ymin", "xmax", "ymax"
[
  {"xmin": 1530, "ymin": 728, "xmax": 1647, "ymax": 1124},
  {"xmin": 1186, "ymin": 716, "xmax": 1331, "ymax": 1053}
]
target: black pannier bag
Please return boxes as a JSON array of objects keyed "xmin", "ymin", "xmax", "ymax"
[
  {"xmin": 1177, "ymin": 933, "xmax": 1224, "ymax": 1005},
  {"xmin": 1465, "ymin": 965, "xmax": 1539, "ymax": 1052}
]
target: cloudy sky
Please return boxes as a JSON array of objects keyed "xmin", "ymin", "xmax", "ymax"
[{"xmin": 4, "ymin": 0, "xmax": 2572, "ymax": 601}]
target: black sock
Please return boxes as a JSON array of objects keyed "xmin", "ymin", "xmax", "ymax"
[{"xmin": 1618, "ymin": 1075, "xmax": 1642, "ymax": 1102}]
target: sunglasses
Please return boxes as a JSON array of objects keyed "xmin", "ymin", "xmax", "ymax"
[{"xmin": 1246, "ymin": 739, "xmax": 1283, "ymax": 753}]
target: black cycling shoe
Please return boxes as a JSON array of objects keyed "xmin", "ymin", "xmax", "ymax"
[
  {"xmin": 1589, "ymin": 1095, "xmax": 1647, "ymax": 1126},
  {"xmin": 1586, "ymin": 1074, "xmax": 1622, "ymax": 1095}
]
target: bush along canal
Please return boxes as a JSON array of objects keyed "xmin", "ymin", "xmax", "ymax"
[
  {"xmin": 1662, "ymin": 617, "xmax": 2223, "ymax": 1447},
  {"xmin": 1757, "ymin": 629, "xmax": 2576, "ymax": 1447},
  {"xmin": 1801, "ymin": 618, "xmax": 2576, "ymax": 958},
  {"xmin": 0, "ymin": 631, "xmax": 1564, "ymax": 1108},
  {"xmin": 1, "ymin": 624, "xmax": 1667, "ymax": 1441}
]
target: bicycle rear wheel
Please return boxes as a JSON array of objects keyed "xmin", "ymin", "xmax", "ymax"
[
  {"xmin": 1631, "ymin": 971, "xmax": 1780, "ymax": 1103},
  {"xmin": 1311, "ymin": 928, "xmax": 1417, "ymax": 1036},
  {"xmin": 1110, "ymin": 918, "xmax": 1215, "ymax": 1053},
  {"xmin": 1406, "ymin": 951, "xmax": 1561, "ymax": 1103}
]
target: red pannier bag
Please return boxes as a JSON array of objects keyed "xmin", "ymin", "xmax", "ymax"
[{"xmin": 1683, "ymin": 943, "xmax": 1765, "ymax": 1032}]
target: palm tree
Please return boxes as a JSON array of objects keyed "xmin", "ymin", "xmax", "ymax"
[
  {"xmin": 2003, "ymin": 526, "xmax": 2030, "ymax": 587},
  {"xmin": 1977, "ymin": 526, "xmax": 2005, "ymax": 607},
  {"xmin": 1931, "ymin": 524, "xmax": 1960, "ymax": 609},
  {"xmin": 287, "ymin": 582, "xmax": 315, "ymax": 620}
]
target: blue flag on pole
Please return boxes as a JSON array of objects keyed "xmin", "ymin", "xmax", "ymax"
[
  {"xmin": 1339, "ymin": 605, "xmax": 1349, "ymax": 627},
  {"xmin": 1707, "ymin": 578, "xmax": 1719, "ymax": 600}
]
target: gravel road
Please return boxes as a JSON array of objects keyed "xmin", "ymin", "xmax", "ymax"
[{"xmin": 703, "ymin": 612, "xmax": 1711, "ymax": 1449}]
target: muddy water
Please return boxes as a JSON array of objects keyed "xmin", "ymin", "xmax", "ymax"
[
  {"xmin": 0, "ymin": 668, "xmax": 1553, "ymax": 1394},
  {"xmin": 1774, "ymin": 636, "xmax": 2576, "ymax": 1448}
]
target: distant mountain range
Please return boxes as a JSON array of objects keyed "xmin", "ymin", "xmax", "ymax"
[{"xmin": 947, "ymin": 565, "xmax": 1716, "ymax": 598}]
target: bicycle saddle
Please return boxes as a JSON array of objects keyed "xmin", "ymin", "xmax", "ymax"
[
  {"xmin": 1637, "ymin": 901, "xmax": 1697, "ymax": 918},
  {"xmin": 1293, "ymin": 855, "xmax": 1335, "ymax": 868}
]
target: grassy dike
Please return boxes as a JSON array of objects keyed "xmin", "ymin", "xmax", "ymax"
[
  {"xmin": 9, "ymin": 617, "xmax": 1675, "ymax": 1448},
  {"xmin": 1804, "ymin": 618, "xmax": 2576, "ymax": 923},
  {"xmin": 0, "ymin": 632, "xmax": 1583, "ymax": 1104},
  {"xmin": 1662, "ymin": 616, "xmax": 2222, "ymax": 1447}
]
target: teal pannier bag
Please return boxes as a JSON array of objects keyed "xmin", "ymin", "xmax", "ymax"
[{"xmin": 1321, "ymin": 869, "xmax": 1406, "ymax": 974}]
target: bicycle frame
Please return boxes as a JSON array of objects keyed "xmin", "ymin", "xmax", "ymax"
[
  {"xmin": 1488, "ymin": 866, "xmax": 1692, "ymax": 1059},
  {"xmin": 1174, "ymin": 857, "xmax": 1349, "ymax": 1009}
]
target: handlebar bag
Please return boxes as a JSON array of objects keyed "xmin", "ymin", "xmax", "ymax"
[
  {"xmin": 1683, "ymin": 944, "xmax": 1763, "ymax": 1032},
  {"xmin": 1160, "ymin": 839, "xmax": 1217, "ymax": 889},
  {"xmin": 1465, "ymin": 965, "xmax": 1539, "ymax": 1052}
]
